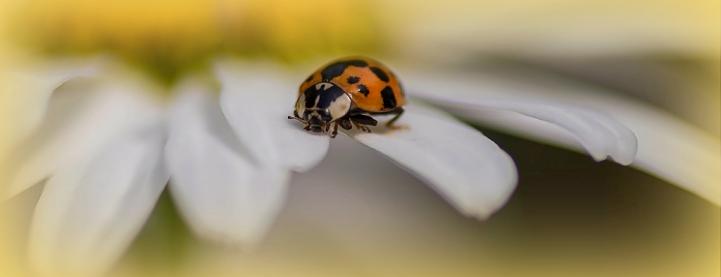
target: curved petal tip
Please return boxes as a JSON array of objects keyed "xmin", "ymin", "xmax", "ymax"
[
  {"xmin": 165, "ymin": 79, "xmax": 291, "ymax": 247},
  {"xmin": 350, "ymin": 104, "xmax": 518, "ymax": 219}
]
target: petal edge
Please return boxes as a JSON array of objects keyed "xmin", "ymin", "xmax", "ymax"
[{"xmin": 350, "ymin": 104, "xmax": 518, "ymax": 219}]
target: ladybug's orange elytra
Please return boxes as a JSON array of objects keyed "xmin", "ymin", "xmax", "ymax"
[{"xmin": 289, "ymin": 56, "xmax": 406, "ymax": 138}]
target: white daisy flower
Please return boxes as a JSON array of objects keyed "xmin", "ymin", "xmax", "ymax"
[
  {"xmin": 2, "ymin": 54, "xmax": 718, "ymax": 276},
  {"xmin": 0, "ymin": 1, "xmax": 718, "ymax": 276}
]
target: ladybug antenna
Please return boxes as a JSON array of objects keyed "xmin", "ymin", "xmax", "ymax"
[{"xmin": 288, "ymin": 115, "xmax": 307, "ymax": 124}]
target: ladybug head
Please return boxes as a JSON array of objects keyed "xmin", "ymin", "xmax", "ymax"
[{"xmin": 290, "ymin": 82, "xmax": 352, "ymax": 134}]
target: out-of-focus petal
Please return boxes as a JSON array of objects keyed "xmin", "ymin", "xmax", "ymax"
[
  {"xmin": 165, "ymin": 80, "xmax": 289, "ymax": 246},
  {"xmin": 2, "ymin": 70, "xmax": 164, "ymax": 199},
  {"xmin": 29, "ymin": 124, "xmax": 168, "ymax": 276},
  {"xmin": 623, "ymin": 111, "xmax": 721, "ymax": 205},
  {"xmin": 407, "ymin": 71, "xmax": 720, "ymax": 205},
  {"xmin": 0, "ymin": 59, "xmax": 100, "ymax": 159},
  {"xmin": 350, "ymin": 104, "xmax": 518, "ymax": 219},
  {"xmin": 215, "ymin": 61, "xmax": 330, "ymax": 172},
  {"xmin": 408, "ymin": 73, "xmax": 637, "ymax": 165}
]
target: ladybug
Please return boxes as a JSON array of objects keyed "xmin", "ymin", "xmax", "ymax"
[{"xmin": 288, "ymin": 56, "xmax": 406, "ymax": 138}]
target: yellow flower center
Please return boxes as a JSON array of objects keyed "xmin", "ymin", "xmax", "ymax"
[{"xmin": 5, "ymin": 0, "xmax": 385, "ymax": 83}]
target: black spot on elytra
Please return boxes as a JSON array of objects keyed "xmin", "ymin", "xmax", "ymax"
[
  {"xmin": 321, "ymin": 59, "xmax": 368, "ymax": 81},
  {"xmin": 357, "ymin": 84, "xmax": 369, "ymax": 96},
  {"xmin": 347, "ymin": 75, "xmax": 360, "ymax": 84},
  {"xmin": 381, "ymin": 86, "xmax": 396, "ymax": 108},
  {"xmin": 369, "ymin": 66, "xmax": 389, "ymax": 82}
]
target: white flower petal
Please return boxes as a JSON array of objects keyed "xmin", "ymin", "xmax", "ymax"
[
  {"xmin": 620, "ymin": 109, "xmax": 721, "ymax": 205},
  {"xmin": 407, "ymin": 73, "xmax": 637, "ymax": 165},
  {"xmin": 2, "ymin": 74, "xmax": 164, "ymax": 199},
  {"xmin": 407, "ymin": 71, "xmax": 719, "ymax": 205},
  {"xmin": 165, "ymin": 80, "xmax": 290, "ymax": 246},
  {"xmin": 215, "ymin": 61, "xmax": 330, "ymax": 171},
  {"xmin": 29, "ymin": 124, "xmax": 169, "ymax": 276},
  {"xmin": 0, "ymin": 59, "xmax": 100, "ymax": 159},
  {"xmin": 350, "ymin": 104, "xmax": 518, "ymax": 219}
]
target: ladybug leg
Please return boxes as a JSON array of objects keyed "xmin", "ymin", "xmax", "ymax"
[
  {"xmin": 339, "ymin": 118, "xmax": 353, "ymax": 130},
  {"xmin": 385, "ymin": 107, "xmax": 404, "ymax": 128},
  {"xmin": 330, "ymin": 122, "xmax": 340, "ymax": 138},
  {"xmin": 349, "ymin": 114, "xmax": 378, "ymax": 126},
  {"xmin": 349, "ymin": 114, "xmax": 377, "ymax": 133},
  {"xmin": 351, "ymin": 121, "xmax": 372, "ymax": 133}
]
